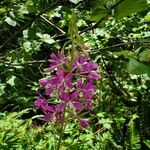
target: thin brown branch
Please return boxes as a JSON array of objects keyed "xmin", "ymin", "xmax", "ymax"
[
  {"xmin": 0, "ymin": 60, "xmax": 48, "ymax": 66},
  {"xmin": 40, "ymin": 15, "xmax": 65, "ymax": 34},
  {"xmin": 91, "ymin": 40, "xmax": 150, "ymax": 51}
]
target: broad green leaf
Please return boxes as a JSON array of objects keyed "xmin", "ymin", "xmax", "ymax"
[
  {"xmin": 91, "ymin": 7, "xmax": 108, "ymax": 22},
  {"xmin": 139, "ymin": 50, "xmax": 150, "ymax": 62},
  {"xmin": 145, "ymin": 13, "xmax": 150, "ymax": 22},
  {"xmin": 103, "ymin": 123, "xmax": 111, "ymax": 129},
  {"xmin": 36, "ymin": 33, "xmax": 55, "ymax": 44},
  {"xmin": 42, "ymin": 34, "xmax": 55, "ymax": 44},
  {"xmin": 7, "ymin": 76, "xmax": 16, "ymax": 86},
  {"xmin": 23, "ymin": 41, "xmax": 32, "ymax": 52},
  {"xmin": 36, "ymin": 33, "xmax": 43, "ymax": 38},
  {"xmin": 0, "ymin": 8, "xmax": 6, "ymax": 14},
  {"xmin": 5, "ymin": 17, "xmax": 17, "ymax": 27},
  {"xmin": 115, "ymin": 0, "xmax": 148, "ymax": 19},
  {"xmin": 127, "ymin": 58, "xmax": 150, "ymax": 76}
]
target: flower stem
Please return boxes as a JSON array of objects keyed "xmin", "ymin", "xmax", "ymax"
[
  {"xmin": 57, "ymin": 123, "xmax": 64, "ymax": 150},
  {"xmin": 56, "ymin": 107, "xmax": 66, "ymax": 150}
]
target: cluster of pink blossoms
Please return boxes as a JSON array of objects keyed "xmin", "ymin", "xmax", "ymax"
[{"xmin": 34, "ymin": 52, "xmax": 100, "ymax": 128}]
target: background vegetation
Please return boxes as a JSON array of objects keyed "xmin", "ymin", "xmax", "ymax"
[{"xmin": 0, "ymin": 0, "xmax": 150, "ymax": 149}]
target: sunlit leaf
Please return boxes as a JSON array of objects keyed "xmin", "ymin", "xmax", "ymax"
[
  {"xmin": 0, "ymin": 84, "xmax": 5, "ymax": 96},
  {"xmin": 5, "ymin": 17, "xmax": 17, "ymax": 27},
  {"xmin": 127, "ymin": 58, "xmax": 150, "ymax": 76},
  {"xmin": 139, "ymin": 50, "xmax": 150, "ymax": 62},
  {"xmin": 91, "ymin": 6, "xmax": 108, "ymax": 22},
  {"xmin": 115, "ymin": 0, "xmax": 148, "ymax": 19},
  {"xmin": 69, "ymin": 0, "xmax": 82, "ymax": 4},
  {"xmin": 7, "ymin": 76, "xmax": 16, "ymax": 86}
]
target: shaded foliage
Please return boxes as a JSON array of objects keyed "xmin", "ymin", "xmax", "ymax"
[{"xmin": 0, "ymin": 0, "xmax": 150, "ymax": 149}]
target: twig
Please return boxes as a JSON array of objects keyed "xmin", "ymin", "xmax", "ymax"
[
  {"xmin": 40, "ymin": 15, "xmax": 65, "ymax": 34},
  {"xmin": 0, "ymin": 60, "xmax": 48, "ymax": 66},
  {"xmin": 91, "ymin": 40, "xmax": 150, "ymax": 51}
]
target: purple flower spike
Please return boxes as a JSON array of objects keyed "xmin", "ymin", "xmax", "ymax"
[
  {"xmin": 73, "ymin": 102, "xmax": 84, "ymax": 111},
  {"xmin": 70, "ymin": 91, "xmax": 79, "ymax": 100},
  {"xmin": 48, "ymin": 70, "xmax": 73, "ymax": 89},
  {"xmin": 79, "ymin": 118, "xmax": 89, "ymax": 128},
  {"xmin": 76, "ymin": 79, "xmax": 83, "ymax": 89},
  {"xmin": 83, "ymin": 91, "xmax": 93, "ymax": 100},
  {"xmin": 82, "ymin": 62, "xmax": 98, "ymax": 73},
  {"xmin": 44, "ymin": 113, "xmax": 53, "ymax": 122},
  {"xmin": 39, "ymin": 78, "xmax": 48, "ymax": 88},
  {"xmin": 48, "ymin": 53, "xmax": 66, "ymax": 71},
  {"xmin": 45, "ymin": 85, "xmax": 54, "ymax": 95},
  {"xmin": 73, "ymin": 55, "xmax": 99, "ymax": 75},
  {"xmin": 60, "ymin": 92, "xmax": 70, "ymax": 102},
  {"xmin": 34, "ymin": 96, "xmax": 46, "ymax": 108},
  {"xmin": 73, "ymin": 56, "xmax": 89, "ymax": 72},
  {"xmin": 55, "ymin": 102, "xmax": 65, "ymax": 113},
  {"xmin": 87, "ymin": 71, "xmax": 101, "ymax": 80},
  {"xmin": 34, "ymin": 52, "xmax": 101, "ymax": 127},
  {"xmin": 42, "ymin": 105, "xmax": 54, "ymax": 112}
]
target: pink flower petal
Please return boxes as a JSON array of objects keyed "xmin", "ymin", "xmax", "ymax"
[
  {"xmin": 73, "ymin": 102, "xmax": 84, "ymax": 111},
  {"xmin": 79, "ymin": 118, "xmax": 89, "ymax": 128}
]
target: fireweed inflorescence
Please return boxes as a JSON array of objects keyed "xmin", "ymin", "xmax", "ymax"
[{"xmin": 34, "ymin": 52, "xmax": 101, "ymax": 128}]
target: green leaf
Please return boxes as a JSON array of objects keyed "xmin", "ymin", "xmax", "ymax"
[
  {"xmin": 36, "ymin": 33, "xmax": 55, "ymax": 44},
  {"xmin": 7, "ymin": 76, "xmax": 16, "ymax": 86},
  {"xmin": 139, "ymin": 49, "xmax": 150, "ymax": 62},
  {"xmin": 0, "ymin": 84, "xmax": 5, "ymax": 96},
  {"xmin": 23, "ymin": 41, "xmax": 32, "ymax": 52},
  {"xmin": 42, "ymin": 34, "xmax": 55, "ymax": 44},
  {"xmin": 69, "ymin": 0, "xmax": 82, "ymax": 4},
  {"xmin": 127, "ymin": 114, "xmax": 141, "ymax": 150},
  {"xmin": 5, "ymin": 17, "xmax": 17, "ymax": 27},
  {"xmin": 91, "ymin": 7, "xmax": 108, "ymax": 22},
  {"xmin": 115, "ymin": 0, "xmax": 148, "ymax": 19},
  {"xmin": 127, "ymin": 58, "xmax": 150, "ymax": 76},
  {"xmin": 103, "ymin": 123, "xmax": 111, "ymax": 129},
  {"xmin": 144, "ymin": 140, "xmax": 150, "ymax": 149},
  {"xmin": 112, "ymin": 50, "xmax": 135, "ymax": 57}
]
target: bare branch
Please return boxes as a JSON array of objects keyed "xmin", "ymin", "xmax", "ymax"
[
  {"xmin": 91, "ymin": 40, "xmax": 150, "ymax": 52},
  {"xmin": 40, "ymin": 15, "xmax": 65, "ymax": 34},
  {"xmin": 0, "ymin": 60, "xmax": 48, "ymax": 66}
]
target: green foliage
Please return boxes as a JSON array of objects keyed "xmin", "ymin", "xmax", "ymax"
[
  {"xmin": 91, "ymin": 6, "xmax": 108, "ymax": 22},
  {"xmin": 144, "ymin": 140, "xmax": 150, "ymax": 149},
  {"xmin": 126, "ymin": 114, "xmax": 141, "ymax": 150},
  {"xmin": 139, "ymin": 49, "xmax": 150, "ymax": 62},
  {"xmin": 115, "ymin": 0, "xmax": 148, "ymax": 19},
  {"xmin": 0, "ymin": 0, "xmax": 150, "ymax": 149},
  {"xmin": 0, "ymin": 110, "xmax": 56, "ymax": 150},
  {"xmin": 127, "ymin": 58, "xmax": 150, "ymax": 76}
]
